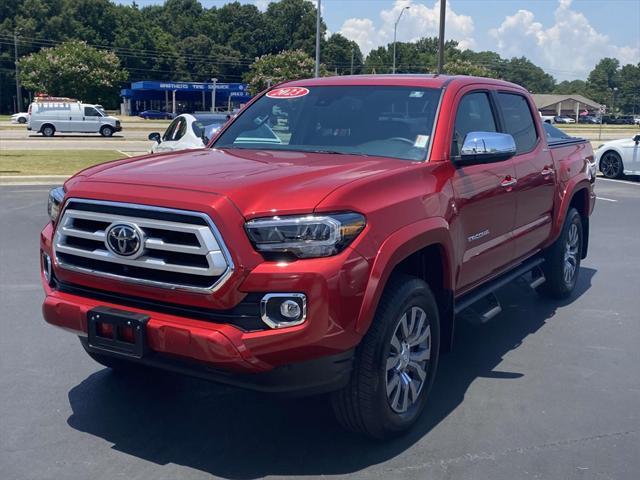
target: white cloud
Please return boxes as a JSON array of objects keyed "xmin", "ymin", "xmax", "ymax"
[
  {"xmin": 339, "ymin": 0, "xmax": 475, "ymax": 55},
  {"xmin": 489, "ymin": 0, "xmax": 640, "ymax": 80}
]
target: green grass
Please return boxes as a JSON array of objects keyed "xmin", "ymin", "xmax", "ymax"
[{"xmin": 0, "ymin": 150, "xmax": 126, "ymax": 176}]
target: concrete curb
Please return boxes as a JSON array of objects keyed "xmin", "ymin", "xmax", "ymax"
[{"xmin": 0, "ymin": 175, "xmax": 68, "ymax": 186}]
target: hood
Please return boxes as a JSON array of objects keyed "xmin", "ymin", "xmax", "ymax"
[{"xmin": 76, "ymin": 148, "xmax": 409, "ymax": 217}]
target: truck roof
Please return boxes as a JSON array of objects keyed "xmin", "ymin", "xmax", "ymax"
[{"xmin": 280, "ymin": 74, "xmax": 527, "ymax": 92}]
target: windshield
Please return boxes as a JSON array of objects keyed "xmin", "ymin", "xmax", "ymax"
[{"xmin": 213, "ymin": 85, "xmax": 442, "ymax": 161}]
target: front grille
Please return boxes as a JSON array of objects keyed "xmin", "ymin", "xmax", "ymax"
[{"xmin": 53, "ymin": 199, "xmax": 233, "ymax": 293}]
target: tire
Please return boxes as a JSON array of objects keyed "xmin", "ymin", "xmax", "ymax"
[
  {"xmin": 18, "ymin": 117, "xmax": 27, "ymax": 124},
  {"xmin": 100, "ymin": 125, "xmax": 114, "ymax": 137},
  {"xmin": 331, "ymin": 275, "xmax": 440, "ymax": 439},
  {"xmin": 599, "ymin": 151, "xmax": 624, "ymax": 179},
  {"xmin": 41, "ymin": 124, "xmax": 55, "ymax": 137},
  {"xmin": 537, "ymin": 208, "xmax": 583, "ymax": 299}
]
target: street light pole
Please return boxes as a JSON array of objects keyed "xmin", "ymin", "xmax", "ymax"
[
  {"xmin": 210, "ymin": 77, "xmax": 218, "ymax": 113},
  {"xmin": 611, "ymin": 87, "xmax": 618, "ymax": 113},
  {"xmin": 315, "ymin": 0, "xmax": 321, "ymax": 77},
  {"xmin": 437, "ymin": 0, "xmax": 446, "ymax": 74},
  {"xmin": 14, "ymin": 32, "xmax": 23, "ymax": 112},
  {"xmin": 392, "ymin": 6, "xmax": 410, "ymax": 74}
]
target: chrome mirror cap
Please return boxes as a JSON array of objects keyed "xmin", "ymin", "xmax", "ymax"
[{"xmin": 459, "ymin": 131, "xmax": 516, "ymax": 164}]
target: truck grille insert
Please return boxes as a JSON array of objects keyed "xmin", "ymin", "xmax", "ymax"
[{"xmin": 53, "ymin": 199, "xmax": 233, "ymax": 293}]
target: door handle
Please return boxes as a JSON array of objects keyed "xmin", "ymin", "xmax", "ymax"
[
  {"xmin": 500, "ymin": 177, "xmax": 517, "ymax": 189},
  {"xmin": 541, "ymin": 166, "xmax": 554, "ymax": 176}
]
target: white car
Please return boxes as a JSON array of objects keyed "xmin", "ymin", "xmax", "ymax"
[
  {"xmin": 10, "ymin": 112, "xmax": 29, "ymax": 124},
  {"xmin": 553, "ymin": 115, "xmax": 576, "ymax": 124},
  {"xmin": 595, "ymin": 134, "xmax": 640, "ymax": 179},
  {"xmin": 28, "ymin": 98, "xmax": 121, "ymax": 137},
  {"xmin": 149, "ymin": 113, "xmax": 282, "ymax": 153}
]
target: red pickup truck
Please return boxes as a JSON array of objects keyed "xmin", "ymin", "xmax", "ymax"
[{"xmin": 41, "ymin": 75, "xmax": 596, "ymax": 439}]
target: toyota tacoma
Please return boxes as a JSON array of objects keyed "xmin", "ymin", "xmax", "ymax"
[{"xmin": 41, "ymin": 75, "xmax": 596, "ymax": 439}]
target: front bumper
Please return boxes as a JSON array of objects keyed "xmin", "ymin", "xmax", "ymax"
[{"xmin": 41, "ymin": 214, "xmax": 370, "ymax": 390}]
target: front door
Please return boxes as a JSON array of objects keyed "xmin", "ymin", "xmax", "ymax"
[
  {"xmin": 449, "ymin": 90, "xmax": 518, "ymax": 291},
  {"xmin": 83, "ymin": 106, "xmax": 102, "ymax": 133},
  {"xmin": 496, "ymin": 91, "xmax": 555, "ymax": 259}
]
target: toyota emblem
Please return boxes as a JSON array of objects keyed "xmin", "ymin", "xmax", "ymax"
[{"xmin": 105, "ymin": 223, "xmax": 144, "ymax": 258}]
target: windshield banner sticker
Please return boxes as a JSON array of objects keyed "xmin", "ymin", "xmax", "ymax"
[{"xmin": 266, "ymin": 87, "xmax": 310, "ymax": 99}]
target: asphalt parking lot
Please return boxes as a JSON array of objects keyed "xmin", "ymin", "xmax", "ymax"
[{"xmin": 1, "ymin": 178, "xmax": 639, "ymax": 480}]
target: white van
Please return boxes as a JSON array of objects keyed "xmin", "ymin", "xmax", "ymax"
[{"xmin": 27, "ymin": 98, "xmax": 122, "ymax": 137}]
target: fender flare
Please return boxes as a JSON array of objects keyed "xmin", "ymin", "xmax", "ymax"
[
  {"xmin": 550, "ymin": 179, "xmax": 593, "ymax": 244},
  {"xmin": 355, "ymin": 217, "xmax": 454, "ymax": 335}
]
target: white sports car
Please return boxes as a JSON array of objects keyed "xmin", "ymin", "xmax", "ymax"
[
  {"xmin": 148, "ymin": 113, "xmax": 230, "ymax": 154},
  {"xmin": 10, "ymin": 112, "xmax": 29, "ymax": 124},
  {"xmin": 595, "ymin": 134, "xmax": 640, "ymax": 179}
]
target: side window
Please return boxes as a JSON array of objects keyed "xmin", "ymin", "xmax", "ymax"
[
  {"xmin": 173, "ymin": 118, "xmax": 187, "ymax": 141},
  {"xmin": 163, "ymin": 119, "xmax": 180, "ymax": 141},
  {"xmin": 84, "ymin": 107, "xmax": 100, "ymax": 117},
  {"xmin": 452, "ymin": 92, "xmax": 497, "ymax": 157},
  {"xmin": 497, "ymin": 93, "xmax": 538, "ymax": 154}
]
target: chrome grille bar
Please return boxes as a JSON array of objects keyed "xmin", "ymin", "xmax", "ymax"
[{"xmin": 52, "ymin": 199, "xmax": 234, "ymax": 293}]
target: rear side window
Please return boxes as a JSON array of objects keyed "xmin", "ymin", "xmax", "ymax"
[
  {"xmin": 452, "ymin": 92, "xmax": 497, "ymax": 157},
  {"xmin": 497, "ymin": 93, "xmax": 538, "ymax": 154}
]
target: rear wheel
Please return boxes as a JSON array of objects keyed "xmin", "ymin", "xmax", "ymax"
[
  {"xmin": 41, "ymin": 124, "xmax": 55, "ymax": 137},
  {"xmin": 18, "ymin": 116, "xmax": 27, "ymax": 124},
  {"xmin": 331, "ymin": 275, "xmax": 440, "ymax": 439},
  {"xmin": 538, "ymin": 208, "xmax": 583, "ymax": 299},
  {"xmin": 100, "ymin": 125, "xmax": 114, "ymax": 137},
  {"xmin": 600, "ymin": 151, "xmax": 624, "ymax": 179}
]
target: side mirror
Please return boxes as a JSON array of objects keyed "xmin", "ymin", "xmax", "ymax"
[
  {"xmin": 633, "ymin": 134, "xmax": 640, "ymax": 144},
  {"xmin": 456, "ymin": 132, "xmax": 516, "ymax": 166},
  {"xmin": 148, "ymin": 132, "xmax": 161, "ymax": 144}
]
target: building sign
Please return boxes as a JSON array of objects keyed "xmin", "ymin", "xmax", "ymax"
[{"xmin": 131, "ymin": 81, "xmax": 247, "ymax": 92}]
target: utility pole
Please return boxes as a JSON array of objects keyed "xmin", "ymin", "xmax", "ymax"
[
  {"xmin": 210, "ymin": 77, "xmax": 218, "ymax": 113},
  {"xmin": 350, "ymin": 47, "xmax": 354, "ymax": 75},
  {"xmin": 14, "ymin": 32, "xmax": 23, "ymax": 112},
  {"xmin": 315, "ymin": 0, "xmax": 321, "ymax": 77},
  {"xmin": 437, "ymin": 0, "xmax": 446, "ymax": 74},
  {"xmin": 392, "ymin": 6, "xmax": 410, "ymax": 74}
]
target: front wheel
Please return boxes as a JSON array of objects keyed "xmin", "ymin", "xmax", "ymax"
[
  {"xmin": 331, "ymin": 275, "xmax": 440, "ymax": 439},
  {"xmin": 100, "ymin": 125, "xmax": 114, "ymax": 137},
  {"xmin": 600, "ymin": 151, "xmax": 624, "ymax": 179},
  {"xmin": 18, "ymin": 117, "xmax": 27, "ymax": 124},
  {"xmin": 538, "ymin": 208, "xmax": 583, "ymax": 299}
]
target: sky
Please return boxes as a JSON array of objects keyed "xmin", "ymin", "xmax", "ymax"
[{"xmin": 118, "ymin": 0, "xmax": 640, "ymax": 81}]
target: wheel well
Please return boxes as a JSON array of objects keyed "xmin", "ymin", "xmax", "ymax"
[
  {"xmin": 390, "ymin": 244, "xmax": 454, "ymax": 353},
  {"xmin": 569, "ymin": 188, "xmax": 589, "ymax": 259}
]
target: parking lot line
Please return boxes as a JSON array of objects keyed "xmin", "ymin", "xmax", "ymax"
[
  {"xmin": 596, "ymin": 196, "xmax": 618, "ymax": 202},
  {"xmin": 598, "ymin": 177, "xmax": 640, "ymax": 186}
]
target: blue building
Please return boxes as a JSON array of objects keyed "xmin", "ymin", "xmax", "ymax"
[{"xmin": 120, "ymin": 80, "xmax": 252, "ymax": 115}]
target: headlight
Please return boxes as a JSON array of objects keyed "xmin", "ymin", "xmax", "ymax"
[
  {"xmin": 47, "ymin": 186, "xmax": 65, "ymax": 223},
  {"xmin": 245, "ymin": 213, "xmax": 366, "ymax": 259}
]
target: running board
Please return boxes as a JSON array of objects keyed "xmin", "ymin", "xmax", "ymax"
[{"xmin": 454, "ymin": 257, "xmax": 545, "ymax": 316}]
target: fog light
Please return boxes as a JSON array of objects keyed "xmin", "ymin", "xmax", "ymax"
[
  {"xmin": 280, "ymin": 300, "xmax": 301, "ymax": 319},
  {"xmin": 41, "ymin": 251, "xmax": 53, "ymax": 286},
  {"xmin": 260, "ymin": 293, "xmax": 307, "ymax": 329}
]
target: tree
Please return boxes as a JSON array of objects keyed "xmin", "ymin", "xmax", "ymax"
[
  {"xmin": 18, "ymin": 40, "xmax": 128, "ymax": 107},
  {"xmin": 443, "ymin": 60, "xmax": 494, "ymax": 77},
  {"xmin": 323, "ymin": 34, "xmax": 362, "ymax": 75},
  {"xmin": 501, "ymin": 57, "xmax": 556, "ymax": 93},
  {"xmin": 244, "ymin": 49, "xmax": 327, "ymax": 94},
  {"xmin": 586, "ymin": 57, "xmax": 620, "ymax": 105},
  {"xmin": 553, "ymin": 79, "xmax": 589, "ymax": 96},
  {"xmin": 265, "ymin": 0, "xmax": 325, "ymax": 56},
  {"xmin": 617, "ymin": 63, "xmax": 640, "ymax": 114}
]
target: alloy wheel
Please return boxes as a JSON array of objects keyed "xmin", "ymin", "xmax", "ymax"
[
  {"xmin": 564, "ymin": 223, "xmax": 580, "ymax": 285},
  {"xmin": 601, "ymin": 153, "xmax": 621, "ymax": 178},
  {"xmin": 386, "ymin": 306, "xmax": 431, "ymax": 414}
]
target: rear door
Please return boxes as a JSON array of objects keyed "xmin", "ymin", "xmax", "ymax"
[
  {"xmin": 449, "ymin": 88, "xmax": 518, "ymax": 291},
  {"xmin": 496, "ymin": 91, "xmax": 555, "ymax": 259}
]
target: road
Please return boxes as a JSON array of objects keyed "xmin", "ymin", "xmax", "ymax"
[
  {"xmin": 0, "ymin": 128, "xmax": 156, "ymax": 153},
  {"xmin": 1, "ymin": 179, "xmax": 639, "ymax": 480}
]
